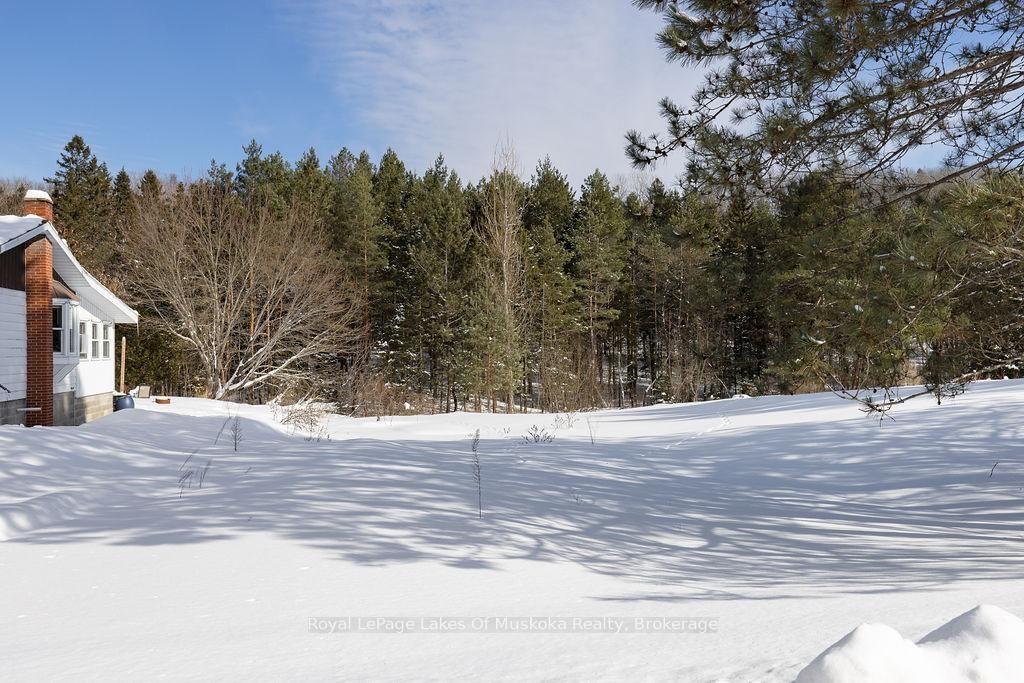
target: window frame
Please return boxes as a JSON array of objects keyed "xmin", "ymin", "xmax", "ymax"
[
  {"xmin": 52, "ymin": 304, "xmax": 64, "ymax": 354},
  {"xmin": 79, "ymin": 320, "xmax": 88, "ymax": 359},
  {"xmin": 51, "ymin": 300, "xmax": 79, "ymax": 359}
]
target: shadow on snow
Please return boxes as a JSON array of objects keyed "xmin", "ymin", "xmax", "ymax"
[{"xmin": 2, "ymin": 395, "xmax": 1023, "ymax": 599}]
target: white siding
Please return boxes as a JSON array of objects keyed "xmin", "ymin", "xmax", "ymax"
[
  {"xmin": 69, "ymin": 306, "xmax": 115, "ymax": 398},
  {"xmin": 74, "ymin": 358, "xmax": 115, "ymax": 397},
  {"xmin": 0, "ymin": 294, "xmax": 115, "ymax": 405},
  {"xmin": 0, "ymin": 288, "xmax": 26, "ymax": 401}
]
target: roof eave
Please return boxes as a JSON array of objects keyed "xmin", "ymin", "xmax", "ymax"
[{"xmin": 2, "ymin": 222, "xmax": 139, "ymax": 325}]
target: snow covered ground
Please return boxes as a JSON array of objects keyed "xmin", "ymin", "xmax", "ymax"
[{"xmin": 3, "ymin": 380, "xmax": 1024, "ymax": 680}]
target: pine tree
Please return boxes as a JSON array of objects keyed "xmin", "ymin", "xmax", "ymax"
[
  {"xmin": 139, "ymin": 170, "xmax": 162, "ymax": 201},
  {"xmin": 613, "ymin": 189, "xmax": 656, "ymax": 407},
  {"xmin": 112, "ymin": 169, "xmax": 134, "ymax": 214},
  {"xmin": 108, "ymin": 168, "xmax": 136, "ymax": 281},
  {"xmin": 629, "ymin": 1, "xmax": 1024, "ymax": 201},
  {"xmin": 327, "ymin": 148, "xmax": 386, "ymax": 381},
  {"xmin": 628, "ymin": 179, "xmax": 681, "ymax": 402},
  {"xmin": 372, "ymin": 149, "xmax": 415, "ymax": 384},
  {"xmin": 775, "ymin": 171, "xmax": 921, "ymax": 393},
  {"xmin": 569, "ymin": 170, "xmax": 628, "ymax": 402},
  {"xmin": 614, "ymin": 179, "xmax": 726, "ymax": 407},
  {"xmin": 293, "ymin": 148, "xmax": 332, "ymax": 219},
  {"xmin": 205, "ymin": 160, "xmax": 233, "ymax": 191},
  {"xmin": 46, "ymin": 135, "xmax": 115, "ymax": 275},
  {"xmin": 373, "ymin": 150, "xmax": 410, "ymax": 243},
  {"xmin": 524, "ymin": 157, "xmax": 575, "ymax": 247},
  {"xmin": 522, "ymin": 159, "xmax": 579, "ymax": 410},
  {"xmin": 328, "ymin": 150, "xmax": 384, "ymax": 290},
  {"xmin": 704, "ymin": 187, "xmax": 777, "ymax": 395},
  {"xmin": 405, "ymin": 156, "xmax": 475, "ymax": 410},
  {"xmin": 233, "ymin": 139, "xmax": 291, "ymax": 211},
  {"xmin": 770, "ymin": 170, "xmax": 858, "ymax": 390},
  {"xmin": 915, "ymin": 176, "xmax": 1024, "ymax": 391}
]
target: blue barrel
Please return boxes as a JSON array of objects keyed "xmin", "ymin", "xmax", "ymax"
[{"xmin": 113, "ymin": 394, "xmax": 135, "ymax": 411}]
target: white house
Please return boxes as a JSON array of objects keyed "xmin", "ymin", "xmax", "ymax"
[{"xmin": 0, "ymin": 190, "xmax": 138, "ymax": 426}]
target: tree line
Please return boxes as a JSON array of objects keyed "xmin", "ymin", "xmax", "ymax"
[{"xmin": 3, "ymin": 135, "xmax": 1023, "ymax": 414}]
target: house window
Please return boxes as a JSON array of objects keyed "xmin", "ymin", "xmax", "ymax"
[
  {"xmin": 102, "ymin": 325, "xmax": 111, "ymax": 359},
  {"xmin": 91, "ymin": 323, "xmax": 100, "ymax": 359},
  {"xmin": 52, "ymin": 306, "xmax": 63, "ymax": 352},
  {"xmin": 79, "ymin": 322, "xmax": 88, "ymax": 359}
]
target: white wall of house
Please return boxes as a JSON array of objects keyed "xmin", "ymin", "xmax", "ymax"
[
  {"xmin": 50, "ymin": 301, "xmax": 115, "ymax": 397},
  {"xmin": 0, "ymin": 287, "xmax": 27, "ymax": 401},
  {"xmin": 76, "ymin": 307, "xmax": 116, "ymax": 398},
  {"xmin": 74, "ymin": 358, "xmax": 115, "ymax": 398},
  {"xmin": 52, "ymin": 303, "xmax": 116, "ymax": 398},
  {"xmin": 1, "ymin": 292, "xmax": 117, "ymax": 408}
]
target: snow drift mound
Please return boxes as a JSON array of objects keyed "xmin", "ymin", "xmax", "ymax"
[{"xmin": 796, "ymin": 605, "xmax": 1024, "ymax": 683}]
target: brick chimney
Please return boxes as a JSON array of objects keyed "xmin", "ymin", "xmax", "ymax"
[
  {"xmin": 23, "ymin": 189, "xmax": 54, "ymax": 223},
  {"xmin": 23, "ymin": 190, "xmax": 54, "ymax": 427}
]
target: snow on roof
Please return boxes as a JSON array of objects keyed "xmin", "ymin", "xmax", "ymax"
[
  {"xmin": 24, "ymin": 189, "xmax": 52, "ymax": 203},
  {"xmin": 0, "ymin": 214, "xmax": 47, "ymax": 245},
  {"xmin": 0, "ymin": 213, "xmax": 138, "ymax": 324}
]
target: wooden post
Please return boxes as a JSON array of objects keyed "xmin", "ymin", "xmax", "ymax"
[{"xmin": 119, "ymin": 336, "xmax": 127, "ymax": 394}]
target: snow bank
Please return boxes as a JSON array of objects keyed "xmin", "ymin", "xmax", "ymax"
[
  {"xmin": 6, "ymin": 380, "xmax": 1024, "ymax": 679},
  {"xmin": 796, "ymin": 605, "xmax": 1024, "ymax": 683},
  {"xmin": 0, "ymin": 490, "xmax": 106, "ymax": 541}
]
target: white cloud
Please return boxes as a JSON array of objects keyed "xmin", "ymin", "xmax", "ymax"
[{"xmin": 283, "ymin": 0, "xmax": 698, "ymax": 186}]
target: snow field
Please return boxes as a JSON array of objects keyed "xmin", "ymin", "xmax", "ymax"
[{"xmin": 3, "ymin": 381, "xmax": 1024, "ymax": 680}]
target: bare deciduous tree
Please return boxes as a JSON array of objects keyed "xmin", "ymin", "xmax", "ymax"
[
  {"xmin": 0, "ymin": 179, "xmax": 32, "ymax": 215},
  {"xmin": 470, "ymin": 428, "xmax": 482, "ymax": 519},
  {"xmin": 478, "ymin": 141, "xmax": 528, "ymax": 411},
  {"xmin": 129, "ymin": 184, "xmax": 363, "ymax": 400}
]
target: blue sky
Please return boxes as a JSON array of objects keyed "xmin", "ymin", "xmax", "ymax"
[{"xmin": 2, "ymin": 1, "xmax": 694, "ymax": 186}]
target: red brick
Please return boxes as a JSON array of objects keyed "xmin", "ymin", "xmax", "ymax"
[
  {"xmin": 25, "ymin": 236, "xmax": 53, "ymax": 427},
  {"xmin": 23, "ymin": 199, "xmax": 54, "ymax": 222}
]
